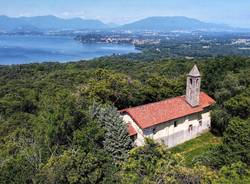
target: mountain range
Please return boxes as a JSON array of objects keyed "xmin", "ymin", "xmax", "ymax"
[
  {"xmin": 0, "ymin": 15, "xmax": 248, "ymax": 32},
  {"xmin": 121, "ymin": 16, "xmax": 233, "ymax": 32},
  {"xmin": 0, "ymin": 15, "xmax": 108, "ymax": 32}
]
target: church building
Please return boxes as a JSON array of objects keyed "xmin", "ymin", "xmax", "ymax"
[{"xmin": 120, "ymin": 65, "xmax": 215, "ymax": 147}]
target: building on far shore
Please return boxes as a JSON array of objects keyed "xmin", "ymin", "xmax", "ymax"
[{"xmin": 121, "ymin": 65, "xmax": 215, "ymax": 148}]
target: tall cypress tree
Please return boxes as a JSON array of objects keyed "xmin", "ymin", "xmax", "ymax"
[{"xmin": 91, "ymin": 104, "xmax": 132, "ymax": 164}]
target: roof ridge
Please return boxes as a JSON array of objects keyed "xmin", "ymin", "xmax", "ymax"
[
  {"xmin": 120, "ymin": 94, "xmax": 186, "ymax": 111},
  {"xmin": 120, "ymin": 91, "xmax": 207, "ymax": 111}
]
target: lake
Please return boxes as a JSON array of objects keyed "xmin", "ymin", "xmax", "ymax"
[{"xmin": 0, "ymin": 35, "xmax": 139, "ymax": 65}]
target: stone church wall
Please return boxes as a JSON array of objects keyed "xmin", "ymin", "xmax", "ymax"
[{"xmin": 122, "ymin": 108, "xmax": 211, "ymax": 148}]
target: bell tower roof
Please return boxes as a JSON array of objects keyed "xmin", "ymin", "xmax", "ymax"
[{"xmin": 187, "ymin": 65, "xmax": 201, "ymax": 77}]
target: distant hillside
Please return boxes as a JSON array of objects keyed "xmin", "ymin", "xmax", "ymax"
[
  {"xmin": 0, "ymin": 15, "xmax": 108, "ymax": 32},
  {"xmin": 0, "ymin": 15, "xmax": 248, "ymax": 33},
  {"xmin": 121, "ymin": 16, "xmax": 235, "ymax": 32}
]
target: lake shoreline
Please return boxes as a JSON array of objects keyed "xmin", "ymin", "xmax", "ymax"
[{"xmin": 0, "ymin": 35, "xmax": 139, "ymax": 65}]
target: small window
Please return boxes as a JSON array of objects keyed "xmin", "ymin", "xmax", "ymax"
[
  {"xmin": 198, "ymin": 114, "xmax": 202, "ymax": 120},
  {"xmin": 152, "ymin": 127, "xmax": 156, "ymax": 134},
  {"xmin": 188, "ymin": 125, "xmax": 193, "ymax": 132},
  {"xmin": 199, "ymin": 120, "xmax": 202, "ymax": 127},
  {"xmin": 174, "ymin": 121, "xmax": 177, "ymax": 127}
]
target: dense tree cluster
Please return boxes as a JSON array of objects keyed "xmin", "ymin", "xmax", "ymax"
[
  {"xmin": 91, "ymin": 104, "xmax": 132, "ymax": 164},
  {"xmin": 0, "ymin": 55, "xmax": 250, "ymax": 183}
]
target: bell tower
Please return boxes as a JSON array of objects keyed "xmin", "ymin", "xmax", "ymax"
[{"xmin": 186, "ymin": 65, "xmax": 201, "ymax": 107}]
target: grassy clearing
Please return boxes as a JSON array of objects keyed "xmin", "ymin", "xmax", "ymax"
[{"xmin": 171, "ymin": 132, "xmax": 221, "ymax": 166}]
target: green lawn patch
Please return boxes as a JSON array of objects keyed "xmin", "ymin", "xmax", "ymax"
[{"xmin": 171, "ymin": 132, "xmax": 221, "ymax": 166}]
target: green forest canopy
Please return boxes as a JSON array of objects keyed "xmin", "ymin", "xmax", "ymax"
[{"xmin": 0, "ymin": 55, "xmax": 250, "ymax": 183}]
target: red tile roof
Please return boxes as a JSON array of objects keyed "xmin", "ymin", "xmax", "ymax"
[
  {"xmin": 127, "ymin": 123, "xmax": 137, "ymax": 136},
  {"xmin": 121, "ymin": 92, "xmax": 215, "ymax": 129}
]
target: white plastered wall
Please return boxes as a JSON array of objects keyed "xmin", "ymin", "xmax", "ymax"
[
  {"xmin": 121, "ymin": 114, "xmax": 145, "ymax": 146},
  {"xmin": 121, "ymin": 108, "xmax": 211, "ymax": 148}
]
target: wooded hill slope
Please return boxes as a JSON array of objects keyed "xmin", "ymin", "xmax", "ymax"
[{"xmin": 0, "ymin": 56, "xmax": 250, "ymax": 183}]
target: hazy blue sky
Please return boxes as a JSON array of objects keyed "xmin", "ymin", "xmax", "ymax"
[{"xmin": 1, "ymin": 0, "xmax": 249, "ymax": 27}]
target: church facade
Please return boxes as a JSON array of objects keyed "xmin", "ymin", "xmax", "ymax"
[{"xmin": 121, "ymin": 65, "xmax": 215, "ymax": 148}]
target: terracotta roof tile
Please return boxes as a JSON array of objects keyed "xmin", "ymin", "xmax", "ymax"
[{"xmin": 121, "ymin": 92, "xmax": 215, "ymax": 129}]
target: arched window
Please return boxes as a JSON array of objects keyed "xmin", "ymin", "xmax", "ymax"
[
  {"xmin": 196, "ymin": 79, "xmax": 199, "ymax": 84},
  {"xmin": 199, "ymin": 120, "xmax": 202, "ymax": 127},
  {"xmin": 190, "ymin": 78, "xmax": 193, "ymax": 85},
  {"xmin": 188, "ymin": 125, "xmax": 193, "ymax": 132}
]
